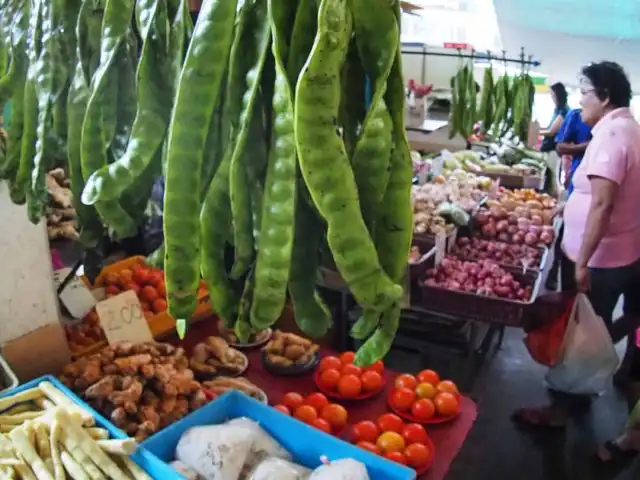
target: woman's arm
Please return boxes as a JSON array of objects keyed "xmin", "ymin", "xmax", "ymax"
[
  {"xmin": 540, "ymin": 115, "xmax": 565, "ymax": 137},
  {"xmin": 576, "ymin": 176, "xmax": 618, "ymax": 268},
  {"xmin": 556, "ymin": 141, "xmax": 590, "ymax": 156}
]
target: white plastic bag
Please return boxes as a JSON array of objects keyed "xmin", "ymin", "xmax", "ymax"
[
  {"xmin": 226, "ymin": 417, "xmax": 291, "ymax": 474},
  {"xmin": 247, "ymin": 457, "xmax": 310, "ymax": 480},
  {"xmin": 309, "ymin": 459, "xmax": 370, "ymax": 480},
  {"xmin": 175, "ymin": 424, "xmax": 255, "ymax": 480},
  {"xmin": 545, "ymin": 293, "xmax": 619, "ymax": 395}
]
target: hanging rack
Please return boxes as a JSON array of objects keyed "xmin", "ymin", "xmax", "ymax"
[{"xmin": 401, "ymin": 45, "xmax": 541, "ymax": 68}]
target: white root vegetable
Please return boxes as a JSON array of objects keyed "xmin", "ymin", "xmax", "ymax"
[
  {"xmin": 0, "ymin": 427, "xmax": 14, "ymax": 434},
  {"xmin": 33, "ymin": 399, "xmax": 56, "ymax": 411},
  {"xmin": 8, "ymin": 426, "xmax": 54, "ymax": 480},
  {"xmin": 33, "ymin": 424, "xmax": 53, "ymax": 476},
  {"xmin": 58, "ymin": 430, "xmax": 105, "ymax": 480},
  {"xmin": 60, "ymin": 450, "xmax": 90, "ymax": 480},
  {"xmin": 54, "ymin": 409, "xmax": 127, "ymax": 480},
  {"xmin": 0, "ymin": 413, "xmax": 43, "ymax": 425},
  {"xmin": 38, "ymin": 383, "xmax": 93, "ymax": 427},
  {"xmin": 0, "ymin": 389, "xmax": 43, "ymax": 413},
  {"xmin": 119, "ymin": 456, "xmax": 153, "ymax": 480},
  {"xmin": 95, "ymin": 439, "xmax": 137, "ymax": 456},
  {"xmin": 83, "ymin": 429, "xmax": 109, "ymax": 441},
  {"xmin": 2, "ymin": 405, "xmax": 36, "ymax": 416},
  {"xmin": 0, "ymin": 459, "xmax": 20, "ymax": 466},
  {"xmin": 48, "ymin": 423, "xmax": 64, "ymax": 480}
]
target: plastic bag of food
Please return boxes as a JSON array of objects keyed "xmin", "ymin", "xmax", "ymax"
[
  {"xmin": 309, "ymin": 459, "xmax": 370, "ymax": 480},
  {"xmin": 170, "ymin": 461, "xmax": 201, "ymax": 480},
  {"xmin": 226, "ymin": 417, "xmax": 291, "ymax": 473},
  {"xmin": 247, "ymin": 457, "xmax": 311, "ymax": 480},
  {"xmin": 175, "ymin": 424, "xmax": 255, "ymax": 480}
]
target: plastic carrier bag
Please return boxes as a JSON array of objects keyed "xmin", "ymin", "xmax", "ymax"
[
  {"xmin": 309, "ymin": 458, "xmax": 370, "ymax": 480},
  {"xmin": 247, "ymin": 457, "xmax": 310, "ymax": 480},
  {"xmin": 545, "ymin": 293, "xmax": 619, "ymax": 395}
]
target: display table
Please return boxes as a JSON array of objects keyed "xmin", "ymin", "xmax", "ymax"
[{"xmin": 166, "ymin": 318, "xmax": 478, "ymax": 480}]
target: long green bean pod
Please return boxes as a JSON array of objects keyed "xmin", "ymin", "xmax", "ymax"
[
  {"xmin": 226, "ymin": 0, "xmax": 272, "ymax": 279},
  {"xmin": 164, "ymin": 0, "xmax": 238, "ymax": 332},
  {"xmin": 81, "ymin": 0, "xmax": 172, "ymax": 205},
  {"xmin": 295, "ymin": 0, "xmax": 402, "ymax": 312},
  {"xmin": 80, "ymin": 0, "xmax": 138, "ymax": 239},
  {"xmin": 249, "ymin": 0, "xmax": 299, "ymax": 330}
]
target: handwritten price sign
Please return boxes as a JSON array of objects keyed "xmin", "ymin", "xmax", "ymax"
[{"xmin": 96, "ymin": 290, "xmax": 153, "ymax": 345}]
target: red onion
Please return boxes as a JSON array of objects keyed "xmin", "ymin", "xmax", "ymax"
[
  {"xmin": 482, "ymin": 223, "xmax": 497, "ymax": 238},
  {"xmin": 530, "ymin": 215, "xmax": 543, "ymax": 226},
  {"xmin": 540, "ymin": 231, "xmax": 554, "ymax": 245},
  {"xmin": 496, "ymin": 220, "xmax": 509, "ymax": 233},
  {"xmin": 524, "ymin": 232, "xmax": 538, "ymax": 246},
  {"xmin": 497, "ymin": 233, "xmax": 509, "ymax": 242},
  {"xmin": 512, "ymin": 232, "xmax": 524, "ymax": 244},
  {"xmin": 517, "ymin": 218, "xmax": 531, "ymax": 229},
  {"xmin": 475, "ymin": 211, "xmax": 490, "ymax": 225}
]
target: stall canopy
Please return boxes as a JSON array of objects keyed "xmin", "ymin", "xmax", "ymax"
[{"xmin": 493, "ymin": 0, "xmax": 640, "ymax": 90}]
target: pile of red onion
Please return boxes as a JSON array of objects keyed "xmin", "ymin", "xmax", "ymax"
[
  {"xmin": 450, "ymin": 237, "xmax": 542, "ymax": 269},
  {"xmin": 423, "ymin": 256, "xmax": 534, "ymax": 301},
  {"xmin": 474, "ymin": 206, "xmax": 555, "ymax": 246}
]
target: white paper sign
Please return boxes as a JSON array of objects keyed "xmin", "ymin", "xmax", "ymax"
[
  {"xmin": 53, "ymin": 268, "xmax": 97, "ymax": 319},
  {"xmin": 96, "ymin": 290, "xmax": 153, "ymax": 345},
  {"xmin": 435, "ymin": 231, "xmax": 447, "ymax": 266}
]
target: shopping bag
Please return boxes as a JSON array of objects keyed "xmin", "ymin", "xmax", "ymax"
[
  {"xmin": 545, "ymin": 293, "xmax": 619, "ymax": 395},
  {"xmin": 524, "ymin": 294, "xmax": 575, "ymax": 367}
]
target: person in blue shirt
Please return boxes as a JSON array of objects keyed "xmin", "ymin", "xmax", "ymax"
[{"xmin": 545, "ymin": 108, "xmax": 592, "ymax": 290}]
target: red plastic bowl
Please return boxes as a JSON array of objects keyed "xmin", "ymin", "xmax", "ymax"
[
  {"xmin": 314, "ymin": 370, "xmax": 386, "ymax": 401},
  {"xmin": 387, "ymin": 390, "xmax": 461, "ymax": 425}
]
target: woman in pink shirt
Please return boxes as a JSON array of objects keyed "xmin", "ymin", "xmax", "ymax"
[{"xmin": 515, "ymin": 62, "xmax": 640, "ymax": 439}]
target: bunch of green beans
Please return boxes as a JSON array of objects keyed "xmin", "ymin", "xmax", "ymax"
[{"xmin": 0, "ymin": 0, "xmax": 412, "ymax": 364}]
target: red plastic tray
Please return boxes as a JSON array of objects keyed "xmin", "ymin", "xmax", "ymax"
[
  {"xmin": 313, "ymin": 370, "xmax": 386, "ymax": 401},
  {"xmin": 387, "ymin": 390, "xmax": 461, "ymax": 425}
]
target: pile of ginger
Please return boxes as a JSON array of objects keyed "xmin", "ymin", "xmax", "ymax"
[{"xmin": 60, "ymin": 342, "xmax": 207, "ymax": 441}]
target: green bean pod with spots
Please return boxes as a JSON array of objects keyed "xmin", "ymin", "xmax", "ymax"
[
  {"xmin": 225, "ymin": 0, "xmax": 272, "ymax": 278},
  {"xmin": 249, "ymin": 0, "xmax": 299, "ymax": 330},
  {"xmin": 164, "ymin": 0, "xmax": 238, "ymax": 329},
  {"xmin": 80, "ymin": 0, "xmax": 138, "ymax": 239},
  {"xmin": 286, "ymin": 0, "xmax": 317, "ymax": 87},
  {"xmin": 201, "ymin": 153, "xmax": 237, "ymax": 327},
  {"xmin": 288, "ymin": 199, "xmax": 331, "ymax": 338},
  {"xmin": 339, "ymin": 39, "xmax": 366, "ymax": 159},
  {"xmin": 235, "ymin": 267, "xmax": 255, "ymax": 343},
  {"xmin": 81, "ymin": 0, "xmax": 172, "ymax": 205},
  {"xmin": 0, "ymin": 4, "xmax": 28, "ymax": 111},
  {"xmin": 295, "ymin": 0, "xmax": 402, "ymax": 313},
  {"xmin": 355, "ymin": 51, "xmax": 413, "ymax": 366}
]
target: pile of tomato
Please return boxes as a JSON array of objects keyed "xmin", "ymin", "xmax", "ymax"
[
  {"xmin": 273, "ymin": 392, "xmax": 348, "ymax": 436},
  {"xmin": 315, "ymin": 351, "xmax": 385, "ymax": 399},
  {"xmin": 389, "ymin": 370, "xmax": 460, "ymax": 421},
  {"xmin": 99, "ymin": 261, "xmax": 168, "ymax": 319},
  {"xmin": 351, "ymin": 413, "xmax": 433, "ymax": 470}
]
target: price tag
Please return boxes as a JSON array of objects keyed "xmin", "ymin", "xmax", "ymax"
[
  {"xmin": 53, "ymin": 268, "xmax": 96, "ymax": 319},
  {"xmin": 96, "ymin": 290, "xmax": 153, "ymax": 345},
  {"xmin": 435, "ymin": 231, "xmax": 447, "ymax": 266}
]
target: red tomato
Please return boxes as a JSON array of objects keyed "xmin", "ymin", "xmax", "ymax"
[
  {"xmin": 417, "ymin": 369, "xmax": 440, "ymax": 386},
  {"xmin": 140, "ymin": 301, "xmax": 151, "ymax": 312},
  {"xmin": 337, "ymin": 374, "xmax": 362, "ymax": 398},
  {"xmin": 404, "ymin": 442, "xmax": 430, "ymax": 468},
  {"xmin": 281, "ymin": 392, "xmax": 304, "ymax": 411},
  {"xmin": 320, "ymin": 404, "xmax": 348, "ymax": 431},
  {"xmin": 411, "ymin": 399, "xmax": 435, "ymax": 421},
  {"xmin": 318, "ymin": 356, "xmax": 342, "ymax": 373},
  {"xmin": 304, "ymin": 393, "xmax": 329, "ymax": 412},
  {"xmin": 273, "ymin": 404, "xmax": 291, "ymax": 415},
  {"xmin": 434, "ymin": 392, "xmax": 459, "ymax": 416},
  {"xmin": 364, "ymin": 360, "xmax": 384, "ymax": 375},
  {"xmin": 376, "ymin": 432, "xmax": 406, "ymax": 454},
  {"xmin": 133, "ymin": 266, "xmax": 150, "ymax": 285},
  {"xmin": 437, "ymin": 380, "xmax": 459, "ymax": 395},
  {"xmin": 415, "ymin": 382, "xmax": 437, "ymax": 400},
  {"xmin": 148, "ymin": 270, "xmax": 164, "ymax": 286},
  {"xmin": 122, "ymin": 281, "xmax": 140, "ymax": 295},
  {"xmin": 385, "ymin": 452, "xmax": 407, "ymax": 465},
  {"xmin": 391, "ymin": 387, "xmax": 417, "ymax": 412},
  {"xmin": 377, "ymin": 413, "xmax": 404, "ymax": 434},
  {"xmin": 103, "ymin": 273, "xmax": 119, "ymax": 286},
  {"xmin": 118, "ymin": 269, "xmax": 133, "ymax": 285},
  {"xmin": 312, "ymin": 418, "xmax": 332, "ymax": 434},
  {"xmin": 105, "ymin": 285, "xmax": 120, "ymax": 296},
  {"xmin": 401, "ymin": 423, "xmax": 429, "ymax": 445},
  {"xmin": 361, "ymin": 371, "xmax": 383, "ymax": 392},
  {"xmin": 351, "ymin": 421, "xmax": 379, "ymax": 443},
  {"xmin": 140, "ymin": 285, "xmax": 159, "ymax": 303},
  {"xmin": 394, "ymin": 374, "xmax": 418, "ymax": 391},
  {"xmin": 156, "ymin": 281, "xmax": 167, "ymax": 298},
  {"xmin": 294, "ymin": 405, "xmax": 318, "ymax": 424},
  {"xmin": 357, "ymin": 441, "xmax": 381, "ymax": 455},
  {"xmin": 319, "ymin": 368, "xmax": 341, "ymax": 390},
  {"xmin": 341, "ymin": 364, "xmax": 362, "ymax": 377},
  {"xmin": 152, "ymin": 298, "xmax": 168, "ymax": 313},
  {"xmin": 340, "ymin": 351, "xmax": 355, "ymax": 365}
]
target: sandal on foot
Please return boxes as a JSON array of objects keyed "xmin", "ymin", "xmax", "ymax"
[
  {"xmin": 594, "ymin": 440, "xmax": 638, "ymax": 464},
  {"xmin": 511, "ymin": 407, "xmax": 567, "ymax": 428}
]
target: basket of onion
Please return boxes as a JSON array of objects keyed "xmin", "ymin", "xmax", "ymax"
[
  {"xmin": 418, "ymin": 256, "xmax": 542, "ymax": 327},
  {"xmin": 450, "ymin": 237, "xmax": 549, "ymax": 272},
  {"xmin": 474, "ymin": 205, "xmax": 556, "ymax": 247}
]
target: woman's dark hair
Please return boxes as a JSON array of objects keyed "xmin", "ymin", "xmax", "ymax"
[
  {"xmin": 581, "ymin": 61, "xmax": 632, "ymax": 108},
  {"xmin": 550, "ymin": 82, "xmax": 568, "ymax": 109}
]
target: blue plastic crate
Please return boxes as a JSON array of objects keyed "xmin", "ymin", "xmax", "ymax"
[
  {"xmin": 143, "ymin": 390, "xmax": 416, "ymax": 480},
  {"xmin": 0, "ymin": 375, "xmax": 177, "ymax": 479}
]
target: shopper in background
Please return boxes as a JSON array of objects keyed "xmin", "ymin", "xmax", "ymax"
[
  {"xmin": 514, "ymin": 61, "xmax": 640, "ymax": 429},
  {"xmin": 545, "ymin": 108, "xmax": 593, "ymax": 290},
  {"xmin": 539, "ymin": 82, "xmax": 570, "ymax": 195}
]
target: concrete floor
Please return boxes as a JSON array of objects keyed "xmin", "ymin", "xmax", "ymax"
[{"xmin": 444, "ymin": 327, "xmax": 640, "ymax": 480}]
